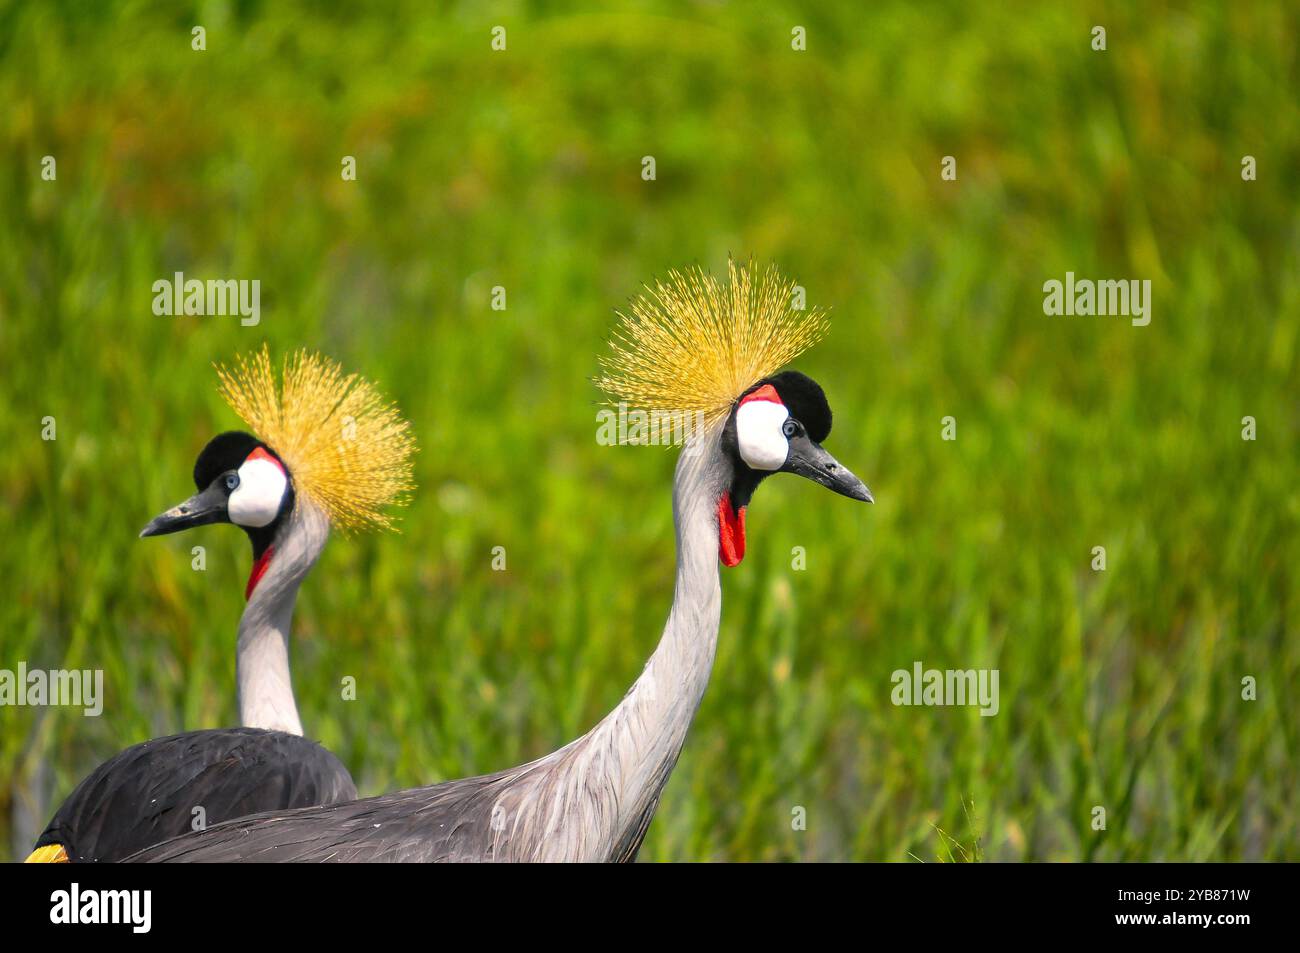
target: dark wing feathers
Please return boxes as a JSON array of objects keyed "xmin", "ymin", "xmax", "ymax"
[{"xmin": 37, "ymin": 727, "xmax": 355, "ymax": 862}]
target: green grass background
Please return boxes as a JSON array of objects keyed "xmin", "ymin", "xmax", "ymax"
[{"xmin": 1, "ymin": 0, "xmax": 1297, "ymax": 862}]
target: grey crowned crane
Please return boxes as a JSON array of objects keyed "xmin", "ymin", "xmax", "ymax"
[
  {"xmin": 25, "ymin": 348, "xmax": 414, "ymax": 863},
  {"xmin": 125, "ymin": 260, "xmax": 872, "ymax": 863}
]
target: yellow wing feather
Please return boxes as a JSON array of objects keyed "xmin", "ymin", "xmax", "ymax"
[{"xmin": 24, "ymin": 844, "xmax": 69, "ymax": 863}]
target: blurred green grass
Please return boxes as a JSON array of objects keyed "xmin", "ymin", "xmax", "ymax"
[{"xmin": 1, "ymin": 0, "xmax": 1297, "ymax": 861}]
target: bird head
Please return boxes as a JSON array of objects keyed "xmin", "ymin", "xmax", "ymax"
[
  {"xmin": 716, "ymin": 369, "xmax": 871, "ymax": 566},
  {"xmin": 596, "ymin": 259, "xmax": 872, "ymax": 568},
  {"xmin": 140, "ymin": 430, "xmax": 293, "ymax": 546},
  {"xmin": 140, "ymin": 347, "xmax": 415, "ymax": 599}
]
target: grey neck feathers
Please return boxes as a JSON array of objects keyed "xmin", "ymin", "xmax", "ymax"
[
  {"xmin": 236, "ymin": 498, "xmax": 329, "ymax": 735},
  {"xmin": 498, "ymin": 426, "xmax": 731, "ymax": 860}
]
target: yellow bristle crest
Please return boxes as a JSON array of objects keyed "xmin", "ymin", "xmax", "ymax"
[
  {"xmin": 215, "ymin": 346, "xmax": 416, "ymax": 533},
  {"xmin": 595, "ymin": 259, "xmax": 828, "ymax": 427}
]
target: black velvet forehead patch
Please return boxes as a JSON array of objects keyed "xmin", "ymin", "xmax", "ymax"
[
  {"xmin": 193, "ymin": 431, "xmax": 263, "ymax": 490},
  {"xmin": 761, "ymin": 370, "xmax": 832, "ymax": 443}
]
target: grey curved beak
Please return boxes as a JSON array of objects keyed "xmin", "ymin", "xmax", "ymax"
[
  {"xmin": 140, "ymin": 485, "xmax": 228, "ymax": 538},
  {"xmin": 784, "ymin": 439, "xmax": 874, "ymax": 503}
]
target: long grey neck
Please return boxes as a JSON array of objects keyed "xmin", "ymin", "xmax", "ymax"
[
  {"xmin": 235, "ymin": 499, "xmax": 329, "ymax": 735},
  {"xmin": 513, "ymin": 428, "xmax": 730, "ymax": 860}
]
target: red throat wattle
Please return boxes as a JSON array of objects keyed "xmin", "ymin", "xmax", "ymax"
[
  {"xmin": 246, "ymin": 545, "xmax": 275, "ymax": 601},
  {"xmin": 718, "ymin": 493, "xmax": 746, "ymax": 567}
]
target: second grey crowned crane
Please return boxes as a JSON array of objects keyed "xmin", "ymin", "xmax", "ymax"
[
  {"xmin": 26, "ymin": 348, "xmax": 414, "ymax": 863},
  {"xmin": 127, "ymin": 261, "xmax": 871, "ymax": 863}
]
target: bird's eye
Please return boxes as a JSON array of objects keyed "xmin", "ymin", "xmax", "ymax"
[
  {"xmin": 782, "ymin": 419, "xmax": 800, "ymax": 438},
  {"xmin": 224, "ymin": 472, "xmax": 240, "ymax": 491}
]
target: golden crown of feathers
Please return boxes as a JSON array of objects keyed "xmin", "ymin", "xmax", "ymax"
[
  {"xmin": 215, "ymin": 346, "xmax": 416, "ymax": 532},
  {"xmin": 595, "ymin": 259, "xmax": 828, "ymax": 427}
]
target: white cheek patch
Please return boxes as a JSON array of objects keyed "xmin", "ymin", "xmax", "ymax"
[
  {"xmin": 228, "ymin": 456, "xmax": 288, "ymax": 528},
  {"xmin": 736, "ymin": 399, "xmax": 790, "ymax": 471}
]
